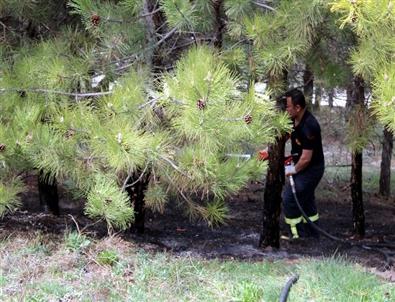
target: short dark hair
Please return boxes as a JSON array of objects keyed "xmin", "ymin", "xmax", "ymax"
[{"xmin": 285, "ymin": 88, "xmax": 306, "ymax": 109}]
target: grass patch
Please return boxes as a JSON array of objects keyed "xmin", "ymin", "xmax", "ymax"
[
  {"xmin": 318, "ymin": 165, "xmax": 395, "ymax": 200},
  {"xmin": 0, "ymin": 233, "xmax": 393, "ymax": 301}
]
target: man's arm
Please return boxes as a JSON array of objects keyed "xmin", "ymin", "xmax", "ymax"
[
  {"xmin": 294, "ymin": 149, "xmax": 312, "ymax": 173},
  {"xmin": 285, "ymin": 149, "xmax": 312, "ymax": 176}
]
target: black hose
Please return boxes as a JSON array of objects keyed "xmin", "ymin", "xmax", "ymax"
[
  {"xmin": 279, "ymin": 274, "xmax": 299, "ymax": 302},
  {"xmin": 288, "ymin": 175, "xmax": 393, "ymax": 268}
]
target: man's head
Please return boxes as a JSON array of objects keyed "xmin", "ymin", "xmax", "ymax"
[{"xmin": 285, "ymin": 88, "xmax": 306, "ymax": 120}]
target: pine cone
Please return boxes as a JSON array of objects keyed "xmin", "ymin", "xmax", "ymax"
[
  {"xmin": 244, "ymin": 114, "xmax": 252, "ymax": 124},
  {"xmin": 65, "ymin": 129, "xmax": 76, "ymax": 139},
  {"xmin": 197, "ymin": 99, "xmax": 206, "ymax": 110},
  {"xmin": 91, "ymin": 14, "xmax": 101, "ymax": 27}
]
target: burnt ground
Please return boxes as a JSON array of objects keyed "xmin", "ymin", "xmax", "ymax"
[{"xmin": 1, "ymin": 174, "xmax": 394, "ymax": 280}]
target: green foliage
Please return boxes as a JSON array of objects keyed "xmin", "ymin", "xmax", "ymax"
[
  {"xmin": 0, "ymin": 178, "xmax": 24, "ymax": 218},
  {"xmin": 345, "ymin": 105, "xmax": 374, "ymax": 152},
  {"xmin": 202, "ymin": 199, "xmax": 229, "ymax": 228},
  {"xmin": 68, "ymin": 0, "xmax": 147, "ymax": 64},
  {"xmin": 0, "ymin": 0, "xmax": 64, "ymax": 24},
  {"xmin": 144, "ymin": 182, "xmax": 168, "ymax": 214},
  {"xmin": 372, "ymin": 63, "xmax": 395, "ymax": 132},
  {"xmin": 160, "ymin": 0, "xmax": 197, "ymax": 30},
  {"xmin": 331, "ymin": 0, "xmax": 395, "ymax": 130},
  {"xmin": 64, "ymin": 231, "xmax": 91, "ymax": 251},
  {"xmin": 119, "ymin": 0, "xmax": 144, "ymax": 16},
  {"xmin": 97, "ymin": 249, "xmax": 119, "ymax": 266},
  {"xmin": 224, "ymin": 0, "xmax": 254, "ymax": 20},
  {"xmin": 10, "ymin": 40, "xmax": 90, "ymax": 94},
  {"xmin": 85, "ymin": 175, "xmax": 134, "ymax": 230}
]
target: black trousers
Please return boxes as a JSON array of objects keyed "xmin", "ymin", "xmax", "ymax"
[{"xmin": 282, "ymin": 164, "xmax": 324, "ymax": 238}]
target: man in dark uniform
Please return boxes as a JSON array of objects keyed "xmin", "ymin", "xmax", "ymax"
[{"xmin": 282, "ymin": 88, "xmax": 325, "ymax": 239}]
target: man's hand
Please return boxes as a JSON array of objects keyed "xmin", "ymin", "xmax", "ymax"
[
  {"xmin": 0, "ymin": 144, "xmax": 5, "ymax": 152},
  {"xmin": 258, "ymin": 149, "xmax": 269, "ymax": 161},
  {"xmin": 285, "ymin": 164, "xmax": 296, "ymax": 176}
]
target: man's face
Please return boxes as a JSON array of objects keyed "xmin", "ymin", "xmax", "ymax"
[{"xmin": 286, "ymin": 97, "xmax": 300, "ymax": 119}]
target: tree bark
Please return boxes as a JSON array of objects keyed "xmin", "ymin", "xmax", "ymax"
[
  {"xmin": 303, "ymin": 65, "xmax": 314, "ymax": 107},
  {"xmin": 379, "ymin": 127, "xmax": 393, "ymax": 198},
  {"xmin": 327, "ymin": 88, "xmax": 334, "ymax": 108},
  {"xmin": 350, "ymin": 76, "xmax": 365, "ymax": 236},
  {"xmin": 259, "ymin": 72, "xmax": 287, "ymax": 248},
  {"xmin": 38, "ymin": 170, "xmax": 59, "ymax": 215},
  {"xmin": 259, "ymin": 135, "xmax": 286, "ymax": 248},
  {"xmin": 143, "ymin": 0, "xmax": 167, "ymax": 73},
  {"xmin": 212, "ymin": 0, "xmax": 226, "ymax": 49},
  {"xmin": 313, "ymin": 85, "xmax": 321, "ymax": 111},
  {"xmin": 125, "ymin": 172, "xmax": 150, "ymax": 234},
  {"xmin": 351, "ymin": 151, "xmax": 364, "ymax": 236}
]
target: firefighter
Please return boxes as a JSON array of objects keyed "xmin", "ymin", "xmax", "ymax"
[{"xmin": 282, "ymin": 88, "xmax": 325, "ymax": 239}]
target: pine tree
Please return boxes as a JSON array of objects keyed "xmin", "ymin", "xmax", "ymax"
[
  {"xmin": 330, "ymin": 0, "xmax": 395, "ymax": 217},
  {"xmin": 0, "ymin": 1, "xmax": 290, "ymax": 233}
]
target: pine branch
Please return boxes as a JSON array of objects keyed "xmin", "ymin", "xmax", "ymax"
[
  {"xmin": 0, "ymin": 88, "xmax": 112, "ymax": 99},
  {"xmin": 104, "ymin": 7, "xmax": 163, "ymax": 24},
  {"xmin": 173, "ymin": 2, "xmax": 197, "ymax": 44},
  {"xmin": 122, "ymin": 163, "xmax": 149, "ymax": 191},
  {"xmin": 115, "ymin": 27, "xmax": 178, "ymax": 72}
]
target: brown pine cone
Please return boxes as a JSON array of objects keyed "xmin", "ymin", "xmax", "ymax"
[
  {"xmin": 244, "ymin": 114, "xmax": 252, "ymax": 124},
  {"xmin": 197, "ymin": 99, "xmax": 206, "ymax": 110},
  {"xmin": 91, "ymin": 14, "xmax": 101, "ymax": 27}
]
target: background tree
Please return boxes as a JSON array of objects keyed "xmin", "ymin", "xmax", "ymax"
[{"xmin": 330, "ymin": 0, "xmax": 395, "ymax": 206}]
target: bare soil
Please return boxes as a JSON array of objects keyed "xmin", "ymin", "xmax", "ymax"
[{"xmin": 1, "ymin": 173, "xmax": 394, "ymax": 281}]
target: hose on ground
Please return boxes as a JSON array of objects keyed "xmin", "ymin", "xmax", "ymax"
[
  {"xmin": 289, "ymin": 175, "xmax": 393, "ymax": 268},
  {"xmin": 279, "ymin": 274, "xmax": 299, "ymax": 302}
]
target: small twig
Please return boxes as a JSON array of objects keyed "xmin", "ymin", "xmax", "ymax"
[
  {"xmin": 138, "ymin": 97, "xmax": 159, "ymax": 109},
  {"xmin": 253, "ymin": 1, "xmax": 276, "ymax": 11},
  {"xmin": 80, "ymin": 218, "xmax": 104, "ymax": 233},
  {"xmin": 122, "ymin": 164, "xmax": 149, "ymax": 191},
  {"xmin": 159, "ymin": 155, "xmax": 182, "ymax": 172},
  {"xmin": 68, "ymin": 214, "xmax": 81, "ymax": 234}
]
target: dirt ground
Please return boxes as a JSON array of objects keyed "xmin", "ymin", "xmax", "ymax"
[{"xmin": 1, "ymin": 172, "xmax": 394, "ymax": 281}]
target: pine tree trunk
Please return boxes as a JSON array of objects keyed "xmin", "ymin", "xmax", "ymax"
[
  {"xmin": 351, "ymin": 151, "xmax": 364, "ymax": 236},
  {"xmin": 38, "ymin": 170, "xmax": 59, "ymax": 215},
  {"xmin": 259, "ymin": 135, "xmax": 286, "ymax": 248},
  {"xmin": 303, "ymin": 65, "xmax": 314, "ymax": 107},
  {"xmin": 313, "ymin": 85, "xmax": 321, "ymax": 111},
  {"xmin": 346, "ymin": 85, "xmax": 353, "ymax": 109},
  {"xmin": 144, "ymin": 0, "xmax": 167, "ymax": 72},
  {"xmin": 350, "ymin": 76, "xmax": 365, "ymax": 236},
  {"xmin": 379, "ymin": 127, "xmax": 393, "ymax": 198},
  {"xmin": 126, "ymin": 172, "xmax": 150, "ymax": 234},
  {"xmin": 327, "ymin": 88, "xmax": 334, "ymax": 108},
  {"xmin": 212, "ymin": 0, "xmax": 225, "ymax": 49},
  {"xmin": 259, "ymin": 72, "xmax": 287, "ymax": 248}
]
